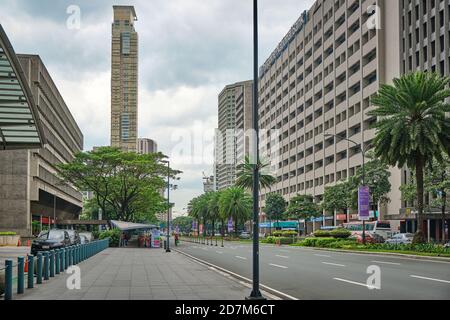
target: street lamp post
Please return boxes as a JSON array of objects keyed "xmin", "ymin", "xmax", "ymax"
[
  {"xmin": 166, "ymin": 161, "xmax": 171, "ymax": 253},
  {"xmin": 325, "ymin": 133, "xmax": 368, "ymax": 245},
  {"xmin": 247, "ymin": 0, "xmax": 264, "ymax": 300}
]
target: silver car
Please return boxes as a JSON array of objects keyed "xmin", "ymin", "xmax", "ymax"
[{"xmin": 385, "ymin": 233, "xmax": 414, "ymax": 244}]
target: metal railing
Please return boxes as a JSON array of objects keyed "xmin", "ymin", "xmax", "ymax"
[{"xmin": 0, "ymin": 238, "xmax": 109, "ymax": 300}]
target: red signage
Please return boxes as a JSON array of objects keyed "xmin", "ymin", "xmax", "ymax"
[{"xmin": 336, "ymin": 214, "xmax": 347, "ymax": 221}]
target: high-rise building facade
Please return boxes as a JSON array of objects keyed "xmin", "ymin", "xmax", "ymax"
[
  {"xmin": 257, "ymin": 0, "xmax": 449, "ymax": 238},
  {"xmin": 0, "ymin": 52, "xmax": 83, "ymax": 236},
  {"xmin": 215, "ymin": 80, "xmax": 253, "ymax": 191},
  {"xmin": 111, "ymin": 6, "xmax": 138, "ymax": 152},
  {"xmin": 137, "ymin": 138, "xmax": 158, "ymax": 154}
]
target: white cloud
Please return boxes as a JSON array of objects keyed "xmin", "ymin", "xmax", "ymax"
[{"xmin": 0, "ymin": 0, "xmax": 315, "ymax": 214}]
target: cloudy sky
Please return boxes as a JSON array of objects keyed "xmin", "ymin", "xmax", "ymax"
[{"xmin": 0, "ymin": 0, "xmax": 314, "ymax": 216}]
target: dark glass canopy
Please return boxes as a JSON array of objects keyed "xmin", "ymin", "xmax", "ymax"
[{"xmin": 0, "ymin": 24, "xmax": 45, "ymax": 150}]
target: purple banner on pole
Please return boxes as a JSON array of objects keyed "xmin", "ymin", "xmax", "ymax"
[
  {"xmin": 227, "ymin": 218, "xmax": 233, "ymax": 232},
  {"xmin": 358, "ymin": 186, "xmax": 370, "ymax": 221},
  {"xmin": 192, "ymin": 220, "xmax": 197, "ymax": 230}
]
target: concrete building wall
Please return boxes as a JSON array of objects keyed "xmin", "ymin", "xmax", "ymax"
[
  {"xmin": 0, "ymin": 54, "xmax": 83, "ymax": 237},
  {"xmin": 137, "ymin": 138, "xmax": 157, "ymax": 154},
  {"xmin": 257, "ymin": 0, "xmax": 450, "ymax": 232},
  {"xmin": 215, "ymin": 80, "xmax": 253, "ymax": 191}
]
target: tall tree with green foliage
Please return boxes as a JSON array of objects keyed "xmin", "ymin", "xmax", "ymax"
[
  {"xmin": 287, "ymin": 194, "xmax": 321, "ymax": 236},
  {"xmin": 322, "ymin": 182, "xmax": 353, "ymax": 216},
  {"xmin": 264, "ymin": 193, "xmax": 287, "ymax": 233},
  {"xmin": 58, "ymin": 147, "xmax": 180, "ymax": 222},
  {"xmin": 218, "ymin": 187, "xmax": 252, "ymax": 236},
  {"xmin": 369, "ymin": 72, "xmax": 450, "ymax": 242},
  {"xmin": 235, "ymin": 156, "xmax": 276, "ymax": 191},
  {"xmin": 172, "ymin": 216, "xmax": 194, "ymax": 234}
]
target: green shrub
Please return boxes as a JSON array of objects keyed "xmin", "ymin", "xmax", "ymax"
[
  {"xmin": 367, "ymin": 243, "xmax": 450, "ymax": 254},
  {"xmin": 313, "ymin": 230, "xmax": 332, "ymax": 238},
  {"xmin": 0, "ymin": 232, "xmax": 16, "ymax": 236},
  {"xmin": 281, "ymin": 231, "xmax": 298, "ymax": 237},
  {"xmin": 98, "ymin": 229, "xmax": 120, "ymax": 247},
  {"xmin": 297, "ymin": 237, "xmax": 357, "ymax": 248},
  {"xmin": 329, "ymin": 228, "xmax": 351, "ymax": 239}
]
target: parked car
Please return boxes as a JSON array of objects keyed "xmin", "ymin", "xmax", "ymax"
[
  {"xmin": 79, "ymin": 232, "xmax": 93, "ymax": 243},
  {"xmin": 65, "ymin": 229, "xmax": 81, "ymax": 245},
  {"xmin": 239, "ymin": 232, "xmax": 251, "ymax": 239},
  {"xmin": 31, "ymin": 229, "xmax": 71, "ymax": 255},
  {"xmin": 385, "ymin": 233, "xmax": 414, "ymax": 245}
]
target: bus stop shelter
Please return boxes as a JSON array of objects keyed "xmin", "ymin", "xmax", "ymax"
[{"xmin": 110, "ymin": 221, "xmax": 159, "ymax": 248}]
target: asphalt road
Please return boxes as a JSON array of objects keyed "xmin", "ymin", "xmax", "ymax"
[{"xmin": 175, "ymin": 240, "xmax": 450, "ymax": 300}]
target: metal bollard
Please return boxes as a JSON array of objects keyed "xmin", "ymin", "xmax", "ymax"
[
  {"xmin": 43, "ymin": 252, "xmax": 49, "ymax": 280},
  {"xmin": 36, "ymin": 253, "xmax": 43, "ymax": 284},
  {"xmin": 55, "ymin": 250, "xmax": 60, "ymax": 275},
  {"xmin": 4, "ymin": 259, "xmax": 13, "ymax": 300},
  {"xmin": 69, "ymin": 247, "xmax": 73, "ymax": 266},
  {"xmin": 17, "ymin": 256, "xmax": 24, "ymax": 294},
  {"xmin": 61, "ymin": 248, "xmax": 66, "ymax": 272},
  {"xmin": 49, "ymin": 250, "xmax": 55, "ymax": 277},
  {"xmin": 28, "ymin": 255, "xmax": 34, "ymax": 289}
]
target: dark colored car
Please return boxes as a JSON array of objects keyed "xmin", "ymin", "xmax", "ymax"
[
  {"xmin": 66, "ymin": 229, "xmax": 81, "ymax": 245},
  {"xmin": 31, "ymin": 229, "xmax": 71, "ymax": 255}
]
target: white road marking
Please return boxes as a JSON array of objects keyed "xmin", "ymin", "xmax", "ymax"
[
  {"xmin": 276, "ymin": 255, "xmax": 289, "ymax": 259},
  {"xmin": 410, "ymin": 275, "xmax": 450, "ymax": 284},
  {"xmin": 315, "ymin": 254, "xmax": 331, "ymax": 258},
  {"xmin": 269, "ymin": 263, "xmax": 288, "ymax": 269},
  {"xmin": 235, "ymin": 256, "xmax": 247, "ymax": 260},
  {"xmin": 333, "ymin": 277, "xmax": 377, "ymax": 289},
  {"xmin": 174, "ymin": 249, "xmax": 299, "ymax": 300},
  {"xmin": 216, "ymin": 251, "xmax": 223, "ymax": 254},
  {"xmin": 372, "ymin": 260, "xmax": 401, "ymax": 266},
  {"xmin": 322, "ymin": 262, "xmax": 346, "ymax": 267},
  {"xmin": 279, "ymin": 250, "xmax": 290, "ymax": 253}
]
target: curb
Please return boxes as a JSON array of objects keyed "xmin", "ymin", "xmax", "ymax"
[
  {"xmin": 288, "ymin": 246, "xmax": 450, "ymax": 262},
  {"xmin": 173, "ymin": 248, "xmax": 298, "ymax": 300}
]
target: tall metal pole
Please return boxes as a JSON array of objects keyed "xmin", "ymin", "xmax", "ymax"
[
  {"xmin": 166, "ymin": 161, "xmax": 171, "ymax": 253},
  {"xmin": 53, "ymin": 195, "xmax": 56, "ymax": 229},
  {"xmin": 362, "ymin": 149, "xmax": 366, "ymax": 245},
  {"xmin": 248, "ymin": 0, "xmax": 263, "ymax": 300}
]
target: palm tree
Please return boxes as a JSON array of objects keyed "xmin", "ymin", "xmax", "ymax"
[
  {"xmin": 369, "ymin": 71, "xmax": 450, "ymax": 242},
  {"xmin": 187, "ymin": 197, "xmax": 201, "ymax": 237},
  {"xmin": 235, "ymin": 156, "xmax": 276, "ymax": 191},
  {"xmin": 218, "ymin": 187, "xmax": 252, "ymax": 237},
  {"xmin": 207, "ymin": 192, "xmax": 221, "ymax": 237}
]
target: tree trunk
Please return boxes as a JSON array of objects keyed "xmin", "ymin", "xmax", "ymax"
[{"xmin": 415, "ymin": 154, "xmax": 426, "ymax": 242}]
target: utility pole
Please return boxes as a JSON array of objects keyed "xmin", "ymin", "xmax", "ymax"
[{"xmin": 247, "ymin": 0, "xmax": 264, "ymax": 300}]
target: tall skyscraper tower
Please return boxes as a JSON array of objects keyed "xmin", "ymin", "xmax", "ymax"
[{"xmin": 111, "ymin": 6, "xmax": 138, "ymax": 152}]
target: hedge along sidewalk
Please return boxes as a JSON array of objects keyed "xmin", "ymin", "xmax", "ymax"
[
  {"xmin": 1, "ymin": 239, "xmax": 109, "ymax": 300},
  {"xmin": 287, "ymin": 244, "xmax": 450, "ymax": 262}
]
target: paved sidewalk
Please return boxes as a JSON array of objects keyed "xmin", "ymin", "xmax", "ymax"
[{"xmin": 16, "ymin": 248, "xmax": 250, "ymax": 300}]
